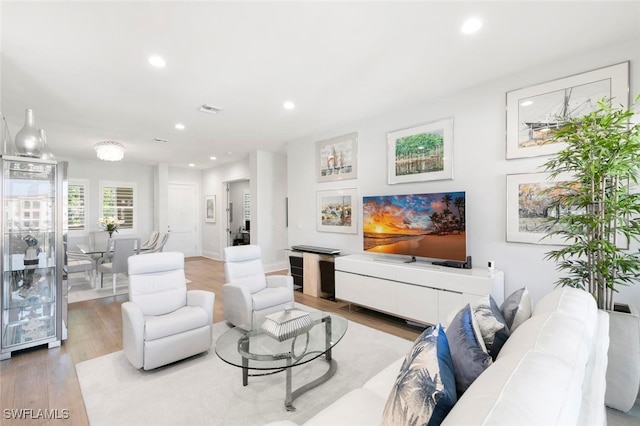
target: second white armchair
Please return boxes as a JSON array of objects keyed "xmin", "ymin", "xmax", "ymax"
[{"xmin": 223, "ymin": 245, "xmax": 294, "ymax": 331}]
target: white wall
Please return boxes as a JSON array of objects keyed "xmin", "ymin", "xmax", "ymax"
[
  {"xmin": 202, "ymin": 157, "xmax": 251, "ymax": 259},
  {"xmin": 288, "ymin": 39, "xmax": 640, "ymax": 309},
  {"xmin": 251, "ymin": 150, "xmax": 288, "ymax": 271},
  {"xmin": 61, "ymin": 156, "xmax": 155, "ymax": 248}
]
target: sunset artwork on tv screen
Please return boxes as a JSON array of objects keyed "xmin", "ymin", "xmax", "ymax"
[{"xmin": 362, "ymin": 191, "xmax": 466, "ymax": 261}]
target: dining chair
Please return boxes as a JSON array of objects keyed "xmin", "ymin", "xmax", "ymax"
[
  {"xmin": 142, "ymin": 233, "xmax": 169, "ymax": 253},
  {"xmin": 140, "ymin": 231, "xmax": 160, "ymax": 250},
  {"xmin": 89, "ymin": 230, "xmax": 110, "ymax": 262},
  {"xmin": 98, "ymin": 238, "xmax": 141, "ymax": 294}
]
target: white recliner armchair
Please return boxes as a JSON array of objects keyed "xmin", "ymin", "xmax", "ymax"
[
  {"xmin": 121, "ymin": 252, "xmax": 214, "ymax": 370},
  {"xmin": 223, "ymin": 245, "xmax": 294, "ymax": 331}
]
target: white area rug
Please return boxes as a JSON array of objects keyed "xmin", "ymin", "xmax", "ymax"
[
  {"xmin": 75, "ymin": 318, "xmax": 413, "ymax": 426},
  {"xmin": 67, "ymin": 274, "xmax": 129, "ymax": 303},
  {"xmin": 68, "ymin": 275, "xmax": 193, "ymax": 303}
]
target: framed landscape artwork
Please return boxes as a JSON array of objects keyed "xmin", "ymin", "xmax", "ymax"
[
  {"xmin": 387, "ymin": 118, "xmax": 453, "ymax": 184},
  {"xmin": 316, "ymin": 188, "xmax": 357, "ymax": 234},
  {"xmin": 205, "ymin": 195, "xmax": 216, "ymax": 223},
  {"xmin": 316, "ymin": 132, "xmax": 358, "ymax": 182},
  {"xmin": 506, "ymin": 172, "xmax": 577, "ymax": 245},
  {"xmin": 506, "ymin": 61, "xmax": 629, "ymax": 159}
]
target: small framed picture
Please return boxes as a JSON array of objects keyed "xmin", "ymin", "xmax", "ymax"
[
  {"xmin": 387, "ymin": 118, "xmax": 454, "ymax": 184},
  {"xmin": 205, "ymin": 195, "xmax": 216, "ymax": 223},
  {"xmin": 506, "ymin": 61, "xmax": 629, "ymax": 159},
  {"xmin": 316, "ymin": 132, "xmax": 358, "ymax": 182},
  {"xmin": 317, "ymin": 188, "xmax": 358, "ymax": 234}
]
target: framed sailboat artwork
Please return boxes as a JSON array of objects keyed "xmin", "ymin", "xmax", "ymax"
[{"xmin": 506, "ymin": 61, "xmax": 629, "ymax": 159}]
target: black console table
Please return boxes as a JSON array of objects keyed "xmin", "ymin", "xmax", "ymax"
[{"xmin": 289, "ymin": 246, "xmax": 340, "ymax": 298}]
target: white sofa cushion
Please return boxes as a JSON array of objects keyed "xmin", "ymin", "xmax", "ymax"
[
  {"xmin": 442, "ymin": 349, "xmax": 582, "ymax": 426},
  {"xmin": 304, "ymin": 388, "xmax": 387, "ymax": 426}
]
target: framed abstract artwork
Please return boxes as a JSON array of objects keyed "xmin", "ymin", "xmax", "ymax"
[
  {"xmin": 387, "ymin": 118, "xmax": 454, "ymax": 184},
  {"xmin": 205, "ymin": 195, "xmax": 216, "ymax": 223},
  {"xmin": 506, "ymin": 61, "xmax": 629, "ymax": 159},
  {"xmin": 316, "ymin": 132, "xmax": 358, "ymax": 182},
  {"xmin": 316, "ymin": 188, "xmax": 358, "ymax": 234}
]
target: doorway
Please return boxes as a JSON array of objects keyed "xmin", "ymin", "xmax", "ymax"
[
  {"xmin": 166, "ymin": 183, "xmax": 199, "ymax": 256},
  {"xmin": 226, "ymin": 180, "xmax": 250, "ymax": 247}
]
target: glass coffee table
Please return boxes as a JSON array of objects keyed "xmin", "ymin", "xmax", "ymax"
[{"xmin": 215, "ymin": 310, "xmax": 348, "ymax": 411}]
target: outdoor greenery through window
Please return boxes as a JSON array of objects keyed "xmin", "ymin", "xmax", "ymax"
[
  {"xmin": 68, "ymin": 182, "xmax": 86, "ymax": 231},
  {"xmin": 101, "ymin": 183, "xmax": 135, "ymax": 230}
]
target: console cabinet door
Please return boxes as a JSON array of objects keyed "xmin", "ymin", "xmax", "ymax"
[
  {"xmin": 396, "ymin": 284, "xmax": 439, "ymax": 325},
  {"xmin": 438, "ymin": 291, "xmax": 479, "ymax": 324},
  {"xmin": 335, "ymin": 271, "xmax": 396, "ymax": 313}
]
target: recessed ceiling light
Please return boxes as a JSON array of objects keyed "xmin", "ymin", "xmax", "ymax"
[
  {"xmin": 283, "ymin": 101, "xmax": 295, "ymax": 110},
  {"xmin": 461, "ymin": 17, "xmax": 482, "ymax": 34},
  {"xmin": 520, "ymin": 100, "xmax": 534, "ymax": 107},
  {"xmin": 188, "ymin": 163, "xmax": 195, "ymax": 167},
  {"xmin": 148, "ymin": 55, "xmax": 166, "ymax": 68},
  {"xmin": 175, "ymin": 123, "xmax": 185, "ymax": 130},
  {"xmin": 210, "ymin": 156, "xmax": 217, "ymax": 160}
]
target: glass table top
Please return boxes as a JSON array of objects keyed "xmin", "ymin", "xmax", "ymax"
[{"xmin": 215, "ymin": 310, "xmax": 348, "ymax": 370}]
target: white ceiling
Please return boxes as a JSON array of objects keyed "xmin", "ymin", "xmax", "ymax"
[{"xmin": 1, "ymin": 1, "xmax": 639, "ymax": 169}]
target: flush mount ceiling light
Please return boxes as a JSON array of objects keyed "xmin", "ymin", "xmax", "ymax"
[
  {"xmin": 148, "ymin": 55, "xmax": 166, "ymax": 68},
  {"xmin": 95, "ymin": 141, "xmax": 126, "ymax": 161},
  {"xmin": 461, "ymin": 17, "xmax": 482, "ymax": 34}
]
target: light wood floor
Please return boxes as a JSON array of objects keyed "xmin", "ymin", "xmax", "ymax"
[{"xmin": 0, "ymin": 257, "xmax": 422, "ymax": 426}]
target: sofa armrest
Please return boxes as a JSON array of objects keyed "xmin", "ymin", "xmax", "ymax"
[
  {"xmin": 223, "ymin": 283, "xmax": 253, "ymax": 327},
  {"xmin": 266, "ymin": 274, "xmax": 293, "ymax": 291},
  {"xmin": 121, "ymin": 301, "xmax": 145, "ymax": 369},
  {"xmin": 187, "ymin": 290, "xmax": 215, "ymax": 324}
]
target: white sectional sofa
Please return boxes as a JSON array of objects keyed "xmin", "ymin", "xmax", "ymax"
[{"xmin": 267, "ymin": 286, "xmax": 609, "ymax": 425}]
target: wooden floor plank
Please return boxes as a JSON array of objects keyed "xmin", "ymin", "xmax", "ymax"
[{"xmin": 0, "ymin": 256, "xmax": 421, "ymax": 425}]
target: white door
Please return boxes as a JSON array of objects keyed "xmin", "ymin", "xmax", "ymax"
[{"xmin": 166, "ymin": 184, "xmax": 199, "ymax": 256}]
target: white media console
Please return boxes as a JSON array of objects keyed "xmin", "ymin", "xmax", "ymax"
[{"xmin": 335, "ymin": 254, "xmax": 505, "ymax": 326}]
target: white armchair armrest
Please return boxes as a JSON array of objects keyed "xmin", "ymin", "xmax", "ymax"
[
  {"xmin": 223, "ymin": 283, "xmax": 253, "ymax": 327},
  {"xmin": 266, "ymin": 275, "xmax": 293, "ymax": 291},
  {"xmin": 187, "ymin": 290, "xmax": 215, "ymax": 324},
  {"xmin": 121, "ymin": 301, "xmax": 145, "ymax": 369}
]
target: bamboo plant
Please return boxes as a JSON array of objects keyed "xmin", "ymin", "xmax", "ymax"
[{"xmin": 542, "ymin": 94, "xmax": 640, "ymax": 311}]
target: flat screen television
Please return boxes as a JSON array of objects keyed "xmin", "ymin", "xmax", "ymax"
[{"xmin": 362, "ymin": 191, "xmax": 466, "ymax": 262}]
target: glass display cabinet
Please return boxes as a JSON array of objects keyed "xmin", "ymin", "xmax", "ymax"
[{"xmin": 1, "ymin": 156, "xmax": 65, "ymax": 360}]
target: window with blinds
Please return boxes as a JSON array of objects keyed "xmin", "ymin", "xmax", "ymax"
[
  {"xmin": 243, "ymin": 192, "xmax": 251, "ymax": 221},
  {"xmin": 100, "ymin": 182, "xmax": 135, "ymax": 230},
  {"xmin": 68, "ymin": 181, "xmax": 87, "ymax": 231}
]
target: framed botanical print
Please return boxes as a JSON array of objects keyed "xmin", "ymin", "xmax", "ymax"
[{"xmin": 387, "ymin": 118, "xmax": 454, "ymax": 184}]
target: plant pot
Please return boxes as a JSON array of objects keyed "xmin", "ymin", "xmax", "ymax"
[{"xmin": 605, "ymin": 303, "xmax": 640, "ymax": 412}]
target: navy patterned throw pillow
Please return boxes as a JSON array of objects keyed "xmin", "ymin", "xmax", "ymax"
[
  {"xmin": 381, "ymin": 324, "xmax": 457, "ymax": 426},
  {"xmin": 447, "ymin": 304, "xmax": 493, "ymax": 396}
]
